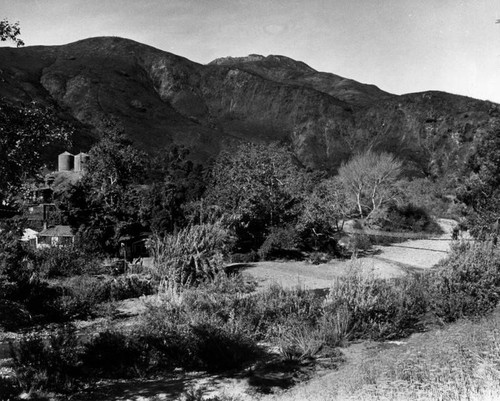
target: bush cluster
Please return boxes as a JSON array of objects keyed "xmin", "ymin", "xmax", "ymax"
[
  {"xmin": 0, "ymin": 237, "xmax": 154, "ymax": 329},
  {"xmin": 258, "ymin": 226, "xmax": 302, "ymax": 260},
  {"xmin": 428, "ymin": 241, "xmax": 500, "ymax": 322},
  {"xmin": 8, "ymin": 240, "xmax": 500, "ymax": 399},
  {"xmin": 325, "ymin": 264, "xmax": 428, "ymax": 340},
  {"xmin": 147, "ymin": 222, "xmax": 233, "ymax": 285},
  {"xmin": 35, "ymin": 247, "xmax": 105, "ymax": 278}
]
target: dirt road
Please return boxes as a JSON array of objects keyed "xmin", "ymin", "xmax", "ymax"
[{"xmin": 241, "ymin": 219, "xmax": 457, "ymax": 290}]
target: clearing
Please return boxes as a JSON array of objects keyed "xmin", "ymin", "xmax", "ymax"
[{"xmin": 240, "ymin": 218, "xmax": 457, "ymax": 291}]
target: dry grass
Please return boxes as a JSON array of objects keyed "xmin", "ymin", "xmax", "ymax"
[{"xmin": 317, "ymin": 310, "xmax": 500, "ymax": 401}]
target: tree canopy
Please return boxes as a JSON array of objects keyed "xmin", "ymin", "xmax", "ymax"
[
  {"xmin": 0, "ymin": 101, "xmax": 72, "ymax": 204},
  {"xmin": 205, "ymin": 142, "xmax": 310, "ymax": 250},
  {"xmin": 457, "ymin": 122, "xmax": 500, "ymax": 237},
  {"xmin": 0, "ymin": 18, "xmax": 24, "ymax": 47}
]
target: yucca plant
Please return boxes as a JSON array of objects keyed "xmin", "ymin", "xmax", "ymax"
[{"xmin": 147, "ymin": 222, "xmax": 233, "ymax": 287}]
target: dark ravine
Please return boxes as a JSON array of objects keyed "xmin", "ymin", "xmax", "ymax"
[{"xmin": 0, "ymin": 36, "xmax": 499, "ymax": 173}]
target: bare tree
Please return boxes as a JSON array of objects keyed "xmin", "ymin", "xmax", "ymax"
[{"xmin": 338, "ymin": 150, "xmax": 403, "ymax": 218}]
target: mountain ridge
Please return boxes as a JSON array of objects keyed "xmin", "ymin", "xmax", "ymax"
[{"xmin": 0, "ymin": 36, "xmax": 498, "ymax": 174}]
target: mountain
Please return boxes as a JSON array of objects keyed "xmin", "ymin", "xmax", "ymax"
[
  {"xmin": 209, "ymin": 54, "xmax": 393, "ymax": 106},
  {"xmin": 0, "ymin": 36, "xmax": 498, "ymax": 174}
]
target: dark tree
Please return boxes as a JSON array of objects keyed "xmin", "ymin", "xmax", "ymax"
[
  {"xmin": 0, "ymin": 18, "xmax": 24, "ymax": 46},
  {"xmin": 205, "ymin": 142, "xmax": 310, "ymax": 251},
  {"xmin": 0, "ymin": 101, "xmax": 72, "ymax": 204},
  {"xmin": 457, "ymin": 122, "xmax": 500, "ymax": 238}
]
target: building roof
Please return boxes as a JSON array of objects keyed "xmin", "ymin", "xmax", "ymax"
[{"xmin": 38, "ymin": 225, "xmax": 74, "ymax": 237}]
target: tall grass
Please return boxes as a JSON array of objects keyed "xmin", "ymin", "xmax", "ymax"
[
  {"xmin": 326, "ymin": 311, "xmax": 500, "ymax": 401},
  {"xmin": 324, "ymin": 261, "xmax": 428, "ymax": 340},
  {"xmin": 147, "ymin": 222, "xmax": 233, "ymax": 286}
]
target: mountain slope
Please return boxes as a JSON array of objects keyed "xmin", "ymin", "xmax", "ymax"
[
  {"xmin": 0, "ymin": 36, "xmax": 498, "ymax": 174},
  {"xmin": 210, "ymin": 54, "xmax": 393, "ymax": 106}
]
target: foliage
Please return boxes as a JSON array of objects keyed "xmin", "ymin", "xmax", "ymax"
[
  {"xmin": 258, "ymin": 225, "xmax": 302, "ymax": 260},
  {"xmin": 0, "ymin": 233, "xmax": 152, "ymax": 327},
  {"xmin": 206, "ymin": 142, "xmax": 311, "ymax": 251},
  {"xmin": 34, "ymin": 246, "xmax": 104, "ymax": 278},
  {"xmin": 108, "ymin": 274, "xmax": 155, "ymax": 300},
  {"xmin": 457, "ymin": 123, "xmax": 500, "ymax": 238},
  {"xmin": 0, "ymin": 101, "xmax": 72, "ymax": 203},
  {"xmin": 83, "ymin": 331, "xmax": 149, "ymax": 378},
  {"xmin": 397, "ymin": 177, "xmax": 462, "ymax": 219},
  {"xmin": 139, "ymin": 277, "xmax": 261, "ymax": 372},
  {"xmin": 337, "ymin": 150, "xmax": 403, "ymax": 218},
  {"xmin": 367, "ymin": 203, "xmax": 442, "ymax": 234},
  {"xmin": 0, "ymin": 376, "xmax": 20, "ymax": 401},
  {"xmin": 428, "ymin": 242, "xmax": 500, "ymax": 322},
  {"xmin": 10, "ymin": 326, "xmax": 83, "ymax": 395},
  {"xmin": 324, "ymin": 262, "xmax": 428, "ymax": 340},
  {"xmin": 144, "ymin": 145, "xmax": 207, "ymax": 234},
  {"xmin": 69, "ymin": 129, "xmax": 147, "ymax": 250},
  {"xmin": 0, "ymin": 237, "xmax": 61, "ymax": 328},
  {"xmin": 298, "ymin": 177, "xmax": 351, "ymax": 253},
  {"xmin": 327, "ymin": 313, "xmax": 500, "ymax": 401},
  {"xmin": 53, "ymin": 276, "xmax": 110, "ymax": 320},
  {"xmin": 148, "ymin": 222, "xmax": 233, "ymax": 285},
  {"xmin": 0, "ymin": 18, "xmax": 24, "ymax": 46}
]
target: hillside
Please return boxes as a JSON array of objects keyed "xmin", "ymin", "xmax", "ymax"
[
  {"xmin": 0, "ymin": 36, "xmax": 499, "ymax": 173},
  {"xmin": 210, "ymin": 54, "xmax": 393, "ymax": 106}
]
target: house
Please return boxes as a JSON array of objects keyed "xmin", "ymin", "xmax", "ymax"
[{"xmin": 36, "ymin": 225, "xmax": 75, "ymax": 248}]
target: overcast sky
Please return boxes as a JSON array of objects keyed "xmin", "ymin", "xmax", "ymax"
[{"xmin": 3, "ymin": 0, "xmax": 500, "ymax": 103}]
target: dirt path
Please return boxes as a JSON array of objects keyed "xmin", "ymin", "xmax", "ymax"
[{"xmin": 241, "ymin": 219, "xmax": 457, "ymax": 291}]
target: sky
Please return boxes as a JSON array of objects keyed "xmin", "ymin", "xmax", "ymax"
[{"xmin": 2, "ymin": 0, "xmax": 500, "ymax": 103}]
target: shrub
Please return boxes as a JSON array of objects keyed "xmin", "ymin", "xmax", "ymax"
[
  {"xmin": 147, "ymin": 222, "xmax": 233, "ymax": 286},
  {"xmin": 229, "ymin": 251, "xmax": 258, "ymax": 263},
  {"xmin": 331, "ymin": 313, "xmax": 500, "ymax": 401},
  {"xmin": 258, "ymin": 226, "xmax": 302, "ymax": 260},
  {"xmin": 276, "ymin": 318, "xmax": 329, "ymax": 361},
  {"xmin": 386, "ymin": 203, "xmax": 441, "ymax": 234},
  {"xmin": 83, "ymin": 331, "xmax": 149, "ymax": 378},
  {"xmin": 138, "ymin": 275, "xmax": 261, "ymax": 372},
  {"xmin": 53, "ymin": 276, "xmax": 109, "ymax": 320},
  {"xmin": 35, "ymin": 247, "xmax": 104, "ymax": 278},
  {"xmin": 108, "ymin": 274, "xmax": 155, "ymax": 301},
  {"xmin": 0, "ymin": 376, "xmax": 20, "ymax": 401},
  {"xmin": 245, "ymin": 285, "xmax": 324, "ymax": 341},
  {"xmin": 189, "ymin": 321, "xmax": 260, "ymax": 371},
  {"xmin": 10, "ymin": 326, "xmax": 83, "ymax": 395},
  {"xmin": 428, "ymin": 241, "xmax": 500, "ymax": 322},
  {"xmin": 0, "ymin": 300, "xmax": 32, "ymax": 331},
  {"xmin": 324, "ymin": 262, "xmax": 428, "ymax": 340}
]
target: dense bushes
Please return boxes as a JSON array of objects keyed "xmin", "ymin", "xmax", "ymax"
[
  {"xmin": 9, "ymin": 240, "xmax": 500, "ymax": 398},
  {"xmin": 147, "ymin": 222, "xmax": 233, "ymax": 285},
  {"xmin": 35, "ymin": 247, "xmax": 105, "ymax": 278},
  {"xmin": 428, "ymin": 242, "xmax": 500, "ymax": 322},
  {"xmin": 368, "ymin": 203, "xmax": 442, "ymax": 234},
  {"xmin": 10, "ymin": 326, "xmax": 83, "ymax": 395},
  {"xmin": 325, "ymin": 264, "xmax": 428, "ymax": 339},
  {"xmin": 0, "ymin": 235, "xmax": 154, "ymax": 328},
  {"xmin": 258, "ymin": 226, "xmax": 302, "ymax": 260}
]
